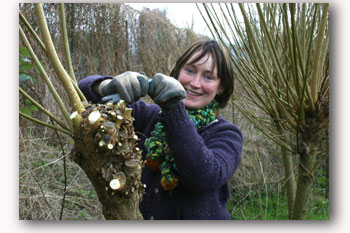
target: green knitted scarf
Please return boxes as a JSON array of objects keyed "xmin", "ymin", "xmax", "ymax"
[{"xmin": 144, "ymin": 100, "xmax": 219, "ymax": 191}]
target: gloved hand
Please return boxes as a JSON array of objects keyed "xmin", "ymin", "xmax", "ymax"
[
  {"xmin": 99, "ymin": 71, "xmax": 150, "ymax": 104},
  {"xmin": 100, "ymin": 93, "xmax": 123, "ymax": 104},
  {"xmin": 148, "ymin": 73, "xmax": 186, "ymax": 111}
]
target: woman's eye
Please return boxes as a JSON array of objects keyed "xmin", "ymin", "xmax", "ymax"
[
  {"xmin": 205, "ymin": 75, "xmax": 214, "ymax": 80},
  {"xmin": 185, "ymin": 68, "xmax": 194, "ymax": 74}
]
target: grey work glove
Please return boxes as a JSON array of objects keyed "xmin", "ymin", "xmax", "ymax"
[
  {"xmin": 100, "ymin": 93, "xmax": 123, "ymax": 105},
  {"xmin": 99, "ymin": 71, "xmax": 150, "ymax": 104},
  {"xmin": 148, "ymin": 73, "xmax": 186, "ymax": 111}
]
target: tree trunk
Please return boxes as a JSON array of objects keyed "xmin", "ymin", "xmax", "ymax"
[
  {"xmin": 281, "ymin": 149, "xmax": 296, "ymax": 219},
  {"xmin": 276, "ymin": 123, "xmax": 296, "ymax": 219},
  {"xmin": 70, "ymin": 101, "xmax": 144, "ymax": 220},
  {"xmin": 291, "ymin": 141, "xmax": 316, "ymax": 220}
]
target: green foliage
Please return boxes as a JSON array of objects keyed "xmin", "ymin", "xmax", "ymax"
[
  {"xmin": 19, "ymin": 44, "xmax": 52, "ymax": 120},
  {"xmin": 19, "ymin": 99, "xmax": 39, "ymax": 117},
  {"xmin": 19, "ymin": 46, "xmax": 39, "ymax": 117},
  {"xmin": 19, "ymin": 46, "xmax": 42, "ymax": 82},
  {"xmin": 19, "ymin": 47, "xmax": 34, "ymax": 83},
  {"xmin": 313, "ymin": 164, "xmax": 329, "ymax": 198}
]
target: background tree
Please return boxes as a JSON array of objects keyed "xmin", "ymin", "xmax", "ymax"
[{"xmin": 200, "ymin": 3, "xmax": 329, "ymax": 219}]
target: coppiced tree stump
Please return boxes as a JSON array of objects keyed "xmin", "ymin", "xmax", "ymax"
[{"xmin": 70, "ymin": 100, "xmax": 144, "ymax": 220}]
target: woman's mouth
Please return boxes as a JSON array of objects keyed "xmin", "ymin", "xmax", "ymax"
[{"xmin": 186, "ymin": 89, "xmax": 202, "ymax": 96}]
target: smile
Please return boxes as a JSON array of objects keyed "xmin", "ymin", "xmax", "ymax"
[{"xmin": 186, "ymin": 89, "xmax": 202, "ymax": 96}]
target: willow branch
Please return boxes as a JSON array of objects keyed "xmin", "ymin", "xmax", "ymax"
[
  {"xmin": 19, "ymin": 25, "xmax": 73, "ymax": 130},
  {"xmin": 19, "ymin": 87, "xmax": 70, "ymax": 131},
  {"xmin": 309, "ymin": 3, "xmax": 329, "ymax": 108},
  {"xmin": 19, "ymin": 11, "xmax": 46, "ymax": 52},
  {"xmin": 19, "ymin": 112, "xmax": 73, "ymax": 137},
  {"xmin": 34, "ymin": 3, "xmax": 85, "ymax": 113},
  {"xmin": 233, "ymin": 100, "xmax": 293, "ymax": 153},
  {"xmin": 59, "ymin": 3, "xmax": 76, "ymax": 82},
  {"xmin": 71, "ymin": 80, "xmax": 87, "ymax": 102},
  {"xmin": 58, "ymin": 3, "xmax": 87, "ymax": 103},
  {"xmin": 239, "ymin": 3, "xmax": 297, "ymax": 128}
]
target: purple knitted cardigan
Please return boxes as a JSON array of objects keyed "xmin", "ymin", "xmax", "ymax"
[{"xmin": 78, "ymin": 75, "xmax": 243, "ymax": 220}]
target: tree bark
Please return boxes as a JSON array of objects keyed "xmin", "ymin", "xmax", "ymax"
[
  {"xmin": 291, "ymin": 141, "xmax": 316, "ymax": 220},
  {"xmin": 71, "ymin": 101, "xmax": 144, "ymax": 220},
  {"xmin": 281, "ymin": 149, "xmax": 296, "ymax": 219},
  {"xmin": 276, "ymin": 122, "xmax": 296, "ymax": 219}
]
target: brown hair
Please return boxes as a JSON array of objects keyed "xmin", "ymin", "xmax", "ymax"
[{"xmin": 170, "ymin": 39, "xmax": 234, "ymax": 108}]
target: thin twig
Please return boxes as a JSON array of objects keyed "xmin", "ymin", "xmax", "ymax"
[
  {"xmin": 19, "ymin": 112, "xmax": 73, "ymax": 137},
  {"xmin": 19, "ymin": 87, "xmax": 70, "ymax": 131},
  {"xmin": 19, "ymin": 25, "xmax": 73, "ymax": 130},
  {"xmin": 19, "ymin": 11, "xmax": 46, "ymax": 51},
  {"xmin": 54, "ymin": 127, "xmax": 68, "ymax": 220},
  {"xmin": 19, "ymin": 156, "xmax": 56, "ymax": 220}
]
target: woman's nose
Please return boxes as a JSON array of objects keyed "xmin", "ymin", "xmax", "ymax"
[{"xmin": 190, "ymin": 74, "xmax": 201, "ymax": 88}]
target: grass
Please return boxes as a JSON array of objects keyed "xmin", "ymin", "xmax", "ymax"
[{"xmin": 227, "ymin": 186, "xmax": 329, "ymax": 220}]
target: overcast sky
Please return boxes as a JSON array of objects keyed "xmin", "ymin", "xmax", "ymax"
[{"xmin": 126, "ymin": 3, "xmax": 213, "ymax": 37}]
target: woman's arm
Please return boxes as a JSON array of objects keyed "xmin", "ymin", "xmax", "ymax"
[
  {"xmin": 161, "ymin": 102, "xmax": 243, "ymax": 193},
  {"xmin": 78, "ymin": 75, "xmax": 113, "ymax": 103}
]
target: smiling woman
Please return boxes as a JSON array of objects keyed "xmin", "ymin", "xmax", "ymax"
[
  {"xmin": 178, "ymin": 53, "xmax": 222, "ymax": 109},
  {"xmin": 78, "ymin": 39, "xmax": 243, "ymax": 220},
  {"xmin": 170, "ymin": 39, "xmax": 234, "ymax": 109}
]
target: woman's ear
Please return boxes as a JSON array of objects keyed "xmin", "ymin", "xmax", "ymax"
[{"xmin": 217, "ymin": 86, "xmax": 224, "ymax": 95}]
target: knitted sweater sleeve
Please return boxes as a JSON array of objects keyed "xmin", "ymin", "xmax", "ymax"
[
  {"xmin": 161, "ymin": 101, "xmax": 243, "ymax": 193},
  {"xmin": 78, "ymin": 75, "xmax": 113, "ymax": 103}
]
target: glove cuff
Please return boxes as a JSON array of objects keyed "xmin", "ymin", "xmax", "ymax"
[{"xmin": 98, "ymin": 79, "xmax": 112, "ymax": 96}]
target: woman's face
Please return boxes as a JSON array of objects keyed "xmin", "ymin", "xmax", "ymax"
[{"xmin": 178, "ymin": 51, "xmax": 223, "ymax": 109}]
